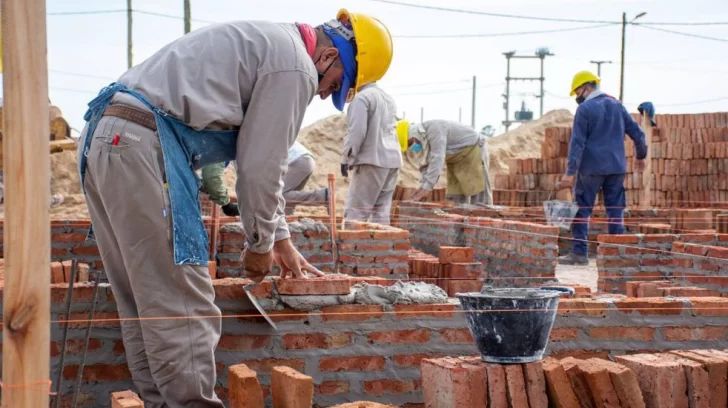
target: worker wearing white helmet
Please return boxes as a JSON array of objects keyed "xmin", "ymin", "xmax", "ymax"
[
  {"xmin": 341, "ymin": 82, "xmax": 401, "ymax": 225},
  {"xmin": 397, "ymin": 120, "xmax": 492, "ymax": 205},
  {"xmin": 77, "ymin": 10, "xmax": 393, "ymax": 406}
]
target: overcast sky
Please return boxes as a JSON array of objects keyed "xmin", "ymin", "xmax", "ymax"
[{"xmin": 30, "ymin": 0, "xmax": 728, "ymax": 135}]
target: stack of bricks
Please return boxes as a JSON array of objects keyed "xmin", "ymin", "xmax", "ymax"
[
  {"xmin": 495, "ymin": 112, "xmax": 728, "ymax": 208},
  {"xmin": 50, "ymin": 260, "xmax": 90, "ymax": 284},
  {"xmin": 392, "ymin": 184, "xmax": 446, "ymax": 202},
  {"xmin": 626, "ymin": 280, "xmax": 720, "ymax": 297},
  {"xmin": 409, "ymin": 246, "xmax": 483, "ymax": 296},
  {"xmin": 669, "ymin": 208, "xmax": 716, "ymax": 232},
  {"xmin": 336, "ymin": 222, "xmax": 410, "ymax": 278},
  {"xmin": 422, "ymin": 350, "xmax": 728, "ymax": 408},
  {"xmin": 718, "ymin": 213, "xmax": 728, "ymax": 233},
  {"xmin": 596, "ymin": 233, "xmax": 728, "ymax": 294}
]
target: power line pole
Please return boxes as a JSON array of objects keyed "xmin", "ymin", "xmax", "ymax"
[
  {"xmin": 590, "ymin": 60, "xmax": 612, "ymax": 77},
  {"xmin": 420, "ymin": 107, "xmax": 424, "ymax": 122},
  {"xmin": 619, "ymin": 11, "xmax": 646, "ymax": 102},
  {"xmin": 183, "ymin": 0, "xmax": 191, "ymax": 34},
  {"xmin": 471, "ymin": 75, "xmax": 476, "ymax": 128},
  {"xmin": 127, "ymin": 0, "xmax": 133, "ymax": 68},
  {"xmin": 502, "ymin": 49, "xmax": 552, "ymax": 131},
  {"xmin": 459, "ymin": 107, "xmax": 462, "ymax": 123}
]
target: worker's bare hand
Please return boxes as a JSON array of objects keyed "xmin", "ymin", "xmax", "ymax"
[
  {"xmin": 242, "ymin": 249, "xmax": 275, "ymax": 284},
  {"xmin": 634, "ymin": 159, "xmax": 646, "ymax": 173},
  {"xmin": 558, "ymin": 175, "xmax": 574, "ymax": 189},
  {"xmin": 411, "ymin": 188, "xmax": 430, "ymax": 201},
  {"xmin": 273, "ymin": 238, "xmax": 325, "ymax": 279}
]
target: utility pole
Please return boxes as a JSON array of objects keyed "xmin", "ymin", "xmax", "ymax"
[
  {"xmin": 471, "ymin": 75, "xmax": 476, "ymax": 128},
  {"xmin": 420, "ymin": 107, "xmax": 423, "ymax": 122},
  {"xmin": 502, "ymin": 48, "xmax": 552, "ymax": 131},
  {"xmin": 459, "ymin": 107, "xmax": 462, "ymax": 123},
  {"xmin": 127, "ymin": 0, "xmax": 133, "ymax": 68},
  {"xmin": 619, "ymin": 11, "xmax": 646, "ymax": 102},
  {"xmin": 590, "ymin": 60, "xmax": 612, "ymax": 77},
  {"xmin": 183, "ymin": 0, "xmax": 191, "ymax": 34}
]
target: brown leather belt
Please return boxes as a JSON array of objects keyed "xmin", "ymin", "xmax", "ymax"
[{"xmin": 102, "ymin": 105, "xmax": 157, "ymax": 131}]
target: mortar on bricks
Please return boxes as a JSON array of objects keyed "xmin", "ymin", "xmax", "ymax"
[{"xmin": 457, "ymin": 286, "xmax": 573, "ymax": 363}]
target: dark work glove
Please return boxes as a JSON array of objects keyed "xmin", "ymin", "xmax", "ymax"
[
  {"xmin": 341, "ymin": 163, "xmax": 349, "ymax": 177},
  {"xmin": 221, "ymin": 202, "xmax": 240, "ymax": 217}
]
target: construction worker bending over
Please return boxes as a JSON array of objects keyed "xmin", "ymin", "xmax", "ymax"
[
  {"xmin": 77, "ymin": 11, "xmax": 392, "ymax": 407},
  {"xmin": 558, "ymin": 71, "xmax": 647, "ymax": 266},
  {"xmin": 197, "ymin": 162, "xmax": 240, "ymax": 216},
  {"xmin": 284, "ymin": 141, "xmax": 328, "ymax": 214},
  {"xmin": 341, "ymin": 81, "xmax": 401, "ymax": 225},
  {"xmin": 399, "ymin": 120, "xmax": 492, "ymax": 205}
]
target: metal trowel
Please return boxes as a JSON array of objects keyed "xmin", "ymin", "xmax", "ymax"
[{"xmin": 243, "ymin": 265, "xmax": 279, "ymax": 330}]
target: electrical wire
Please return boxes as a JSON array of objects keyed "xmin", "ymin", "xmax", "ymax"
[
  {"xmin": 394, "ymin": 23, "xmax": 618, "ymax": 39},
  {"xmin": 48, "ymin": 10, "xmax": 127, "ymax": 16},
  {"xmin": 386, "ymin": 79, "xmax": 471, "ymax": 89},
  {"xmin": 392, "ymin": 83, "xmax": 504, "ymax": 96},
  {"xmin": 49, "ymin": 70, "xmax": 117, "ymax": 81},
  {"xmin": 634, "ymin": 24, "xmax": 728, "ymax": 43},
  {"xmin": 133, "ymin": 9, "xmax": 216, "ymax": 24}
]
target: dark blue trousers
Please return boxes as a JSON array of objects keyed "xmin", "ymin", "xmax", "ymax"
[{"xmin": 571, "ymin": 173, "xmax": 626, "ymax": 255}]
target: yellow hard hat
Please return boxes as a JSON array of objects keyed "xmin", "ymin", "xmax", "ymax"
[
  {"xmin": 570, "ymin": 71, "xmax": 600, "ymax": 96},
  {"xmin": 337, "ymin": 9, "xmax": 393, "ymax": 93},
  {"xmin": 396, "ymin": 120, "xmax": 409, "ymax": 152}
]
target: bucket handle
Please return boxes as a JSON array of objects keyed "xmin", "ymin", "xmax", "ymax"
[{"xmin": 540, "ymin": 286, "xmax": 576, "ymax": 296}]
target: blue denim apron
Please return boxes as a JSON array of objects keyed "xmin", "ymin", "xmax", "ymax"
[{"xmin": 80, "ymin": 83, "xmax": 238, "ymax": 265}]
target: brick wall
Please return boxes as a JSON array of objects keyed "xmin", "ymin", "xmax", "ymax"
[
  {"xmin": 336, "ymin": 222, "xmax": 410, "ymax": 278},
  {"xmin": 7, "ymin": 282, "xmax": 728, "ymax": 407},
  {"xmin": 671, "ymin": 241, "xmax": 728, "ymax": 294},
  {"xmin": 397, "ymin": 202, "xmax": 559, "ymax": 287},
  {"xmin": 597, "ymin": 233, "xmax": 728, "ymax": 293}
]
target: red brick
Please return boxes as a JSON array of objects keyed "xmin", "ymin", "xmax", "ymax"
[
  {"xmin": 542, "ymin": 358, "xmax": 580, "ymax": 408},
  {"xmin": 217, "ymin": 335, "xmax": 271, "ymax": 351},
  {"xmin": 523, "ymin": 363, "xmax": 548, "ymax": 408},
  {"xmin": 636, "ymin": 281, "xmax": 672, "ymax": 297},
  {"xmin": 62, "ymin": 311, "xmax": 120, "ymax": 329},
  {"xmin": 504, "ymin": 364, "xmax": 529, "ymax": 408},
  {"xmin": 592, "ymin": 359, "xmax": 646, "ymax": 408},
  {"xmin": 320, "ymin": 305, "xmax": 384, "ymax": 322},
  {"xmin": 421, "ymin": 357, "xmax": 487, "ymax": 408},
  {"xmin": 662, "ymin": 326, "xmax": 728, "ymax": 341},
  {"xmin": 575, "ymin": 359, "xmax": 621, "ymax": 408},
  {"xmin": 446, "ymin": 262, "xmax": 483, "ymax": 279},
  {"xmin": 439, "ymin": 328, "xmax": 473, "ymax": 344},
  {"xmin": 670, "ymin": 350, "xmax": 728, "ymax": 408},
  {"xmin": 550, "ymin": 327, "xmax": 579, "ymax": 341},
  {"xmin": 356, "ymin": 243, "xmax": 391, "ymax": 251},
  {"xmin": 50, "ymin": 339, "xmax": 102, "ymax": 357},
  {"xmin": 655, "ymin": 353, "xmax": 710, "ymax": 408},
  {"xmin": 689, "ymin": 297, "xmax": 728, "ymax": 316},
  {"xmin": 363, "ymin": 379, "xmax": 418, "ymax": 396},
  {"xmin": 615, "ymin": 354, "xmax": 688, "ymax": 408},
  {"xmin": 439, "ymin": 246, "xmax": 474, "ymax": 263},
  {"xmin": 614, "ymin": 298, "xmax": 684, "ymax": 315},
  {"xmin": 559, "ymin": 357, "xmax": 596, "ymax": 408},
  {"xmin": 330, "ymin": 403, "xmax": 398, "ymax": 408},
  {"xmin": 447, "ymin": 279, "xmax": 482, "ymax": 296},
  {"xmin": 282, "ymin": 332, "xmax": 352, "ymax": 350},
  {"xmin": 589, "ymin": 326, "xmax": 655, "ymax": 341},
  {"xmin": 271, "ymin": 366, "xmax": 313, "ymax": 408},
  {"xmin": 275, "ymin": 275, "xmax": 352, "ymax": 295},
  {"xmin": 355, "ymin": 266, "xmax": 391, "ymax": 276},
  {"xmin": 486, "ymin": 364, "xmax": 508, "ymax": 408},
  {"xmin": 372, "ymin": 229, "xmax": 409, "ymax": 240},
  {"xmin": 110, "ymin": 391, "xmax": 143, "ymax": 408},
  {"xmin": 598, "ymin": 234, "xmax": 640, "ymax": 244},
  {"xmin": 319, "ymin": 356, "xmax": 385, "ymax": 372},
  {"xmin": 228, "ymin": 364, "xmax": 264, "ymax": 408},
  {"xmin": 394, "ymin": 304, "xmax": 455, "ymax": 319},
  {"xmin": 51, "ymin": 261, "xmax": 65, "ymax": 284},
  {"xmin": 62, "ymin": 364, "xmax": 131, "ymax": 382},
  {"xmin": 393, "ymin": 354, "xmax": 446, "ymax": 368},
  {"xmin": 317, "ymin": 381, "xmax": 350, "ymax": 395},
  {"xmin": 368, "ymin": 329, "xmax": 429, "ymax": 344},
  {"xmin": 71, "ymin": 245, "xmax": 101, "ymax": 256},
  {"xmin": 52, "ymin": 232, "xmax": 89, "ymax": 243},
  {"xmin": 338, "ymin": 230, "xmax": 372, "ymax": 240}
]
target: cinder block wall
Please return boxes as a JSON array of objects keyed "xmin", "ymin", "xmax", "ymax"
[
  {"xmin": 397, "ymin": 202, "xmax": 559, "ymax": 286},
  {"xmin": 597, "ymin": 233, "xmax": 728, "ymax": 293},
  {"xmin": 8, "ymin": 283, "xmax": 728, "ymax": 407}
]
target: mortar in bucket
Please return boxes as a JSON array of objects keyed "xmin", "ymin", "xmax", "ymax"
[{"xmin": 456, "ymin": 286, "xmax": 574, "ymax": 363}]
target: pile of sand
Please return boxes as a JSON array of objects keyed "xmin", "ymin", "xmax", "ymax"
[
  {"xmin": 487, "ymin": 109, "xmax": 574, "ymax": 176},
  {"xmin": 2, "ymin": 109, "xmax": 572, "ymax": 219}
]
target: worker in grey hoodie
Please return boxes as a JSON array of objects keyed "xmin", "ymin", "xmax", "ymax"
[
  {"xmin": 399, "ymin": 119, "xmax": 492, "ymax": 205},
  {"xmin": 77, "ymin": 10, "xmax": 393, "ymax": 407},
  {"xmin": 341, "ymin": 82, "xmax": 402, "ymax": 225}
]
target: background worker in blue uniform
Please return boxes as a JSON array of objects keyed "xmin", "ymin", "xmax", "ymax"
[
  {"xmin": 637, "ymin": 101, "xmax": 658, "ymax": 127},
  {"xmin": 558, "ymin": 71, "xmax": 648, "ymax": 265}
]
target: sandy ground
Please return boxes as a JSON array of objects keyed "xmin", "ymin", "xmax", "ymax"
[{"xmin": 555, "ymin": 259, "xmax": 598, "ymax": 291}]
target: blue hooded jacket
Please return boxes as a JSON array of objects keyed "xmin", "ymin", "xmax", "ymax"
[{"xmin": 566, "ymin": 94, "xmax": 648, "ymax": 176}]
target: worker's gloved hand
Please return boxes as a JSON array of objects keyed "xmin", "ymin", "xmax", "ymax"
[
  {"xmin": 558, "ymin": 175, "xmax": 575, "ymax": 189},
  {"xmin": 340, "ymin": 163, "xmax": 349, "ymax": 177},
  {"xmin": 241, "ymin": 248, "xmax": 274, "ymax": 284},
  {"xmin": 273, "ymin": 238, "xmax": 326, "ymax": 279},
  {"xmin": 221, "ymin": 202, "xmax": 240, "ymax": 217}
]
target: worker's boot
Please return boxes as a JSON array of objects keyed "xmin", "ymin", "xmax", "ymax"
[{"xmin": 558, "ymin": 252, "xmax": 588, "ymax": 266}]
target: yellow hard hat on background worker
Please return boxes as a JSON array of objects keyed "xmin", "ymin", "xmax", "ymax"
[
  {"xmin": 570, "ymin": 71, "xmax": 600, "ymax": 96},
  {"xmin": 396, "ymin": 120, "xmax": 409, "ymax": 152},
  {"xmin": 329, "ymin": 9, "xmax": 393, "ymax": 110}
]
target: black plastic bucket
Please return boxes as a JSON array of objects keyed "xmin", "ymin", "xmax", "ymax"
[{"xmin": 456, "ymin": 286, "xmax": 573, "ymax": 363}]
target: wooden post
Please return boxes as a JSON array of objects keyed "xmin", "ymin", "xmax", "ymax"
[
  {"xmin": 1, "ymin": 0, "xmax": 51, "ymax": 406},
  {"xmin": 639, "ymin": 113, "xmax": 653, "ymax": 209},
  {"xmin": 127, "ymin": 0, "xmax": 133, "ymax": 68}
]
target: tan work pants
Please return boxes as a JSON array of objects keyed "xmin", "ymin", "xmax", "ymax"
[
  {"xmin": 79, "ymin": 114, "xmax": 223, "ymax": 408},
  {"xmin": 282, "ymin": 154, "xmax": 327, "ymax": 214},
  {"xmin": 446, "ymin": 144, "xmax": 493, "ymax": 205}
]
